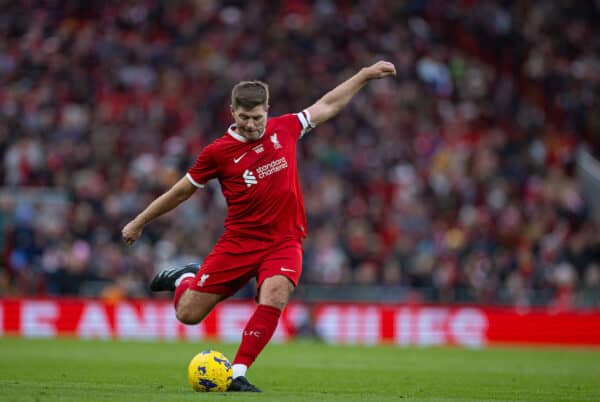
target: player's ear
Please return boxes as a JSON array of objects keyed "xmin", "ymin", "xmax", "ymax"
[{"xmin": 230, "ymin": 105, "xmax": 236, "ymax": 118}]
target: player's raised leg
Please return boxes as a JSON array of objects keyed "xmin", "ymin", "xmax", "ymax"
[
  {"xmin": 149, "ymin": 262, "xmax": 224, "ymax": 325},
  {"xmin": 228, "ymin": 275, "xmax": 294, "ymax": 392},
  {"xmin": 176, "ymin": 288, "xmax": 225, "ymax": 324},
  {"xmin": 150, "ymin": 263, "xmax": 199, "ymax": 292}
]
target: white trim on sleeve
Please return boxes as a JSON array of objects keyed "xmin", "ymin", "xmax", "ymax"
[
  {"xmin": 185, "ymin": 172, "xmax": 205, "ymax": 188},
  {"xmin": 303, "ymin": 109, "xmax": 315, "ymax": 128},
  {"xmin": 297, "ymin": 111, "xmax": 309, "ymax": 129},
  {"xmin": 296, "ymin": 110, "xmax": 315, "ymax": 139}
]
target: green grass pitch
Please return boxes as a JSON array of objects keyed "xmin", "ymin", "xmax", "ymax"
[{"xmin": 0, "ymin": 338, "xmax": 599, "ymax": 401}]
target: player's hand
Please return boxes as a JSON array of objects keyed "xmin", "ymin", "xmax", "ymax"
[
  {"xmin": 363, "ymin": 61, "xmax": 396, "ymax": 80},
  {"xmin": 122, "ymin": 220, "xmax": 143, "ymax": 246}
]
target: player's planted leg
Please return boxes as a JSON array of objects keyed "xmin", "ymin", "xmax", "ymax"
[
  {"xmin": 228, "ymin": 275, "xmax": 294, "ymax": 392},
  {"xmin": 228, "ymin": 376, "xmax": 261, "ymax": 392}
]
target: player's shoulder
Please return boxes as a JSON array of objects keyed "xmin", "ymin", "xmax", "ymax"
[
  {"xmin": 208, "ymin": 131, "xmax": 238, "ymax": 148},
  {"xmin": 211, "ymin": 134, "xmax": 232, "ymax": 146},
  {"xmin": 268, "ymin": 112, "xmax": 313, "ymax": 138},
  {"xmin": 267, "ymin": 113, "xmax": 300, "ymax": 129},
  {"xmin": 268, "ymin": 113, "xmax": 298, "ymax": 123},
  {"xmin": 194, "ymin": 134, "xmax": 234, "ymax": 161}
]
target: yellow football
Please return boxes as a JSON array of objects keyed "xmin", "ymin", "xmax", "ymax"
[{"xmin": 187, "ymin": 350, "xmax": 233, "ymax": 392}]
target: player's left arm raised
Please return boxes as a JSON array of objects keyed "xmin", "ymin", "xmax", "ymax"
[{"xmin": 305, "ymin": 60, "xmax": 396, "ymax": 127}]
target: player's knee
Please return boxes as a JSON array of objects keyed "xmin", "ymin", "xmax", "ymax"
[
  {"xmin": 261, "ymin": 297, "xmax": 286, "ymax": 310},
  {"xmin": 176, "ymin": 307, "xmax": 202, "ymax": 325},
  {"xmin": 175, "ymin": 307, "xmax": 196, "ymax": 325},
  {"xmin": 175, "ymin": 290, "xmax": 222, "ymax": 325},
  {"xmin": 260, "ymin": 283, "xmax": 293, "ymax": 309}
]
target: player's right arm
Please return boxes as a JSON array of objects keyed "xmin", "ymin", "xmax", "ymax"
[
  {"xmin": 121, "ymin": 177, "xmax": 197, "ymax": 246},
  {"xmin": 123, "ymin": 142, "xmax": 218, "ymax": 246}
]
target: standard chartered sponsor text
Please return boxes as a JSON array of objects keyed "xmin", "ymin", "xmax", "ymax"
[{"xmin": 256, "ymin": 157, "xmax": 288, "ymax": 179}]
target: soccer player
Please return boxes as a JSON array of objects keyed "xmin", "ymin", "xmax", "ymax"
[{"xmin": 122, "ymin": 61, "xmax": 396, "ymax": 391}]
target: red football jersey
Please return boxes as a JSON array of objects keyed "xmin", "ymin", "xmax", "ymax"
[{"xmin": 186, "ymin": 112, "xmax": 313, "ymax": 242}]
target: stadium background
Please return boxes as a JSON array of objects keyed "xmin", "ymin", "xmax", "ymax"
[{"xmin": 1, "ymin": 0, "xmax": 600, "ymax": 346}]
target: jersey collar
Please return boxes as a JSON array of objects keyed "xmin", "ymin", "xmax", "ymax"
[{"xmin": 227, "ymin": 124, "xmax": 265, "ymax": 143}]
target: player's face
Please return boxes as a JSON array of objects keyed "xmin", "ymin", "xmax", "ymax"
[{"xmin": 232, "ymin": 104, "xmax": 268, "ymax": 141}]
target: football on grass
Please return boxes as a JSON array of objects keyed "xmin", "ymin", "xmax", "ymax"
[{"xmin": 187, "ymin": 350, "xmax": 233, "ymax": 392}]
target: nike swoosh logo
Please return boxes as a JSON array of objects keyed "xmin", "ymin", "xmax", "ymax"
[
  {"xmin": 233, "ymin": 153, "xmax": 247, "ymax": 163},
  {"xmin": 280, "ymin": 267, "xmax": 296, "ymax": 272}
]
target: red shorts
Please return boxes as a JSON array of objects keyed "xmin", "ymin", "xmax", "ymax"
[{"xmin": 189, "ymin": 237, "xmax": 303, "ymax": 297}]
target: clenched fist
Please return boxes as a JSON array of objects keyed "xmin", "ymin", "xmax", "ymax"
[
  {"xmin": 362, "ymin": 61, "xmax": 396, "ymax": 80},
  {"xmin": 122, "ymin": 220, "xmax": 143, "ymax": 246}
]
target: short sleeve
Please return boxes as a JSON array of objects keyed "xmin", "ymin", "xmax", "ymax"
[
  {"xmin": 186, "ymin": 145, "xmax": 218, "ymax": 188},
  {"xmin": 275, "ymin": 110, "xmax": 315, "ymax": 141},
  {"xmin": 295, "ymin": 109, "xmax": 315, "ymax": 139}
]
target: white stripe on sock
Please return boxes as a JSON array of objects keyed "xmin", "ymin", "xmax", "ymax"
[{"xmin": 174, "ymin": 272, "xmax": 195, "ymax": 287}]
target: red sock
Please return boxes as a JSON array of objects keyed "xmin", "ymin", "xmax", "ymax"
[
  {"xmin": 233, "ymin": 304, "xmax": 281, "ymax": 367},
  {"xmin": 173, "ymin": 277, "xmax": 194, "ymax": 309}
]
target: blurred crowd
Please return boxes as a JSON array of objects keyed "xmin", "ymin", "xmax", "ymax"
[{"xmin": 1, "ymin": 0, "xmax": 599, "ymax": 307}]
